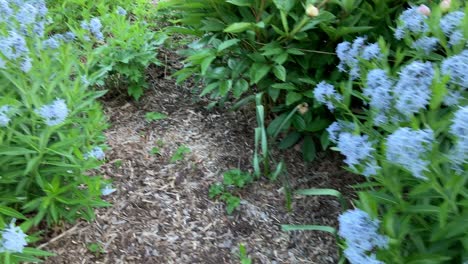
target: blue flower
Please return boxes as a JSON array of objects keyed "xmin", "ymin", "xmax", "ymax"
[
  {"xmin": 0, "ymin": 105, "xmax": 11, "ymax": 127},
  {"xmin": 89, "ymin": 18, "xmax": 104, "ymax": 41},
  {"xmin": 364, "ymin": 69, "xmax": 393, "ymax": 112},
  {"xmin": 20, "ymin": 57, "xmax": 32, "ymax": 72},
  {"xmin": 16, "ymin": 3, "xmax": 38, "ymax": 26},
  {"xmin": 338, "ymin": 209, "xmax": 388, "ymax": 264},
  {"xmin": 448, "ymin": 30, "xmax": 465, "ymax": 46},
  {"xmin": 395, "ymin": 7, "xmax": 429, "ymax": 39},
  {"xmin": 0, "ymin": 0, "xmax": 13, "ymax": 22},
  {"xmin": 0, "ymin": 219, "xmax": 28, "ymax": 253},
  {"xmin": 101, "ymin": 184, "xmax": 116, "ymax": 196},
  {"xmin": 412, "ymin": 37, "xmax": 438, "ymax": 54},
  {"xmin": 1, "ymin": 31, "xmax": 29, "ymax": 60},
  {"xmin": 442, "ymin": 50, "xmax": 468, "ymax": 89},
  {"xmin": 326, "ymin": 121, "xmax": 356, "ymax": 143},
  {"xmin": 42, "ymin": 36, "xmax": 61, "ymax": 49},
  {"xmin": 84, "ymin": 146, "xmax": 105, "ymax": 160},
  {"xmin": 61, "ymin": 32, "xmax": 76, "ymax": 42},
  {"xmin": 36, "ymin": 99, "xmax": 69, "ymax": 126},
  {"xmin": 117, "ymin": 6, "xmax": 127, "ymax": 16},
  {"xmin": 394, "ymin": 61, "xmax": 433, "ymax": 117},
  {"xmin": 361, "ymin": 43, "xmax": 381, "ymax": 61},
  {"xmin": 386, "ymin": 128, "xmax": 434, "ymax": 180},
  {"xmin": 449, "ymin": 106, "xmax": 468, "ymax": 167},
  {"xmin": 313, "ymin": 81, "xmax": 342, "ymax": 111},
  {"xmin": 337, "ymin": 133, "xmax": 375, "ymax": 169},
  {"xmin": 440, "ymin": 11, "xmax": 464, "ymax": 37}
]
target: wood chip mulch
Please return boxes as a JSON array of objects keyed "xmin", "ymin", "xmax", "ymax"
[{"xmin": 41, "ymin": 51, "xmax": 359, "ymax": 264}]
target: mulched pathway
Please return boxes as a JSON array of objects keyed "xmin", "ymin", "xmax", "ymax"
[{"xmin": 42, "ymin": 52, "xmax": 358, "ymax": 264}]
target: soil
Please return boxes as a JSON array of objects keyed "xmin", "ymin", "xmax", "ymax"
[{"xmin": 40, "ymin": 49, "xmax": 359, "ymax": 264}]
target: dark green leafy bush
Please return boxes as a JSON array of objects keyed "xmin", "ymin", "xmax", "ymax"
[{"xmin": 159, "ymin": 0, "xmax": 413, "ymax": 161}]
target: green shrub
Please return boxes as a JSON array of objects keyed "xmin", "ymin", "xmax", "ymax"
[
  {"xmin": 47, "ymin": 0, "xmax": 167, "ymax": 100},
  {"xmin": 159, "ymin": 0, "xmax": 414, "ymax": 161},
  {"xmin": 1, "ymin": 1, "xmax": 112, "ymax": 262},
  {"xmin": 290, "ymin": 2, "xmax": 467, "ymax": 263}
]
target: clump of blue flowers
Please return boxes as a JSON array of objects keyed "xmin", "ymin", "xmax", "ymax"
[
  {"xmin": 386, "ymin": 128, "xmax": 434, "ymax": 180},
  {"xmin": 449, "ymin": 106, "xmax": 467, "ymax": 168},
  {"xmin": 116, "ymin": 6, "xmax": 127, "ymax": 16},
  {"xmin": 440, "ymin": 11, "xmax": 465, "ymax": 46},
  {"xmin": 313, "ymin": 81, "xmax": 342, "ymax": 111},
  {"xmin": 441, "ymin": 50, "xmax": 468, "ymax": 105},
  {"xmin": 81, "ymin": 18, "xmax": 104, "ymax": 41},
  {"xmin": 36, "ymin": 99, "xmax": 69, "ymax": 126},
  {"xmin": 394, "ymin": 61, "xmax": 434, "ymax": 118},
  {"xmin": 84, "ymin": 146, "xmax": 105, "ymax": 160},
  {"xmin": 338, "ymin": 209, "xmax": 388, "ymax": 264},
  {"xmin": 363, "ymin": 69, "xmax": 394, "ymax": 125},
  {"xmin": 336, "ymin": 37, "xmax": 381, "ymax": 79},
  {"xmin": 0, "ymin": 219, "xmax": 28, "ymax": 253},
  {"xmin": 395, "ymin": 6, "xmax": 429, "ymax": 39}
]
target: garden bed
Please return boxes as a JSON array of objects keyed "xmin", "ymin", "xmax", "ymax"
[{"xmin": 41, "ymin": 51, "xmax": 358, "ymax": 264}]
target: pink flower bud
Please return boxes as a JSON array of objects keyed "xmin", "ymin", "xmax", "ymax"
[
  {"xmin": 440, "ymin": 0, "xmax": 451, "ymax": 12},
  {"xmin": 306, "ymin": 4, "xmax": 319, "ymax": 17},
  {"xmin": 417, "ymin": 4, "xmax": 431, "ymax": 16}
]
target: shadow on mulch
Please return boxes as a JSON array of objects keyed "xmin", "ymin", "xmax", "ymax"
[{"xmin": 40, "ymin": 49, "xmax": 360, "ymax": 264}]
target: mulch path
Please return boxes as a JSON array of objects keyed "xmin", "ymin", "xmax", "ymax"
[{"xmin": 41, "ymin": 50, "xmax": 359, "ymax": 264}]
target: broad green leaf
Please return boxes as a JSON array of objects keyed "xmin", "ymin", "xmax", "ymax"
[
  {"xmin": 302, "ymin": 135, "xmax": 316, "ymax": 162},
  {"xmin": 286, "ymin": 92, "xmax": 302, "ymax": 105},
  {"xmin": 273, "ymin": 65, "xmax": 287, "ymax": 81},
  {"xmin": 250, "ymin": 63, "xmax": 271, "ymax": 84},
  {"xmin": 279, "ymin": 132, "xmax": 301, "ymax": 149},
  {"xmin": 217, "ymin": 39, "xmax": 241, "ymax": 52}
]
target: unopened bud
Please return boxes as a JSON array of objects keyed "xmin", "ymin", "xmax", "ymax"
[
  {"xmin": 297, "ymin": 103, "xmax": 309, "ymax": 115},
  {"xmin": 306, "ymin": 4, "xmax": 319, "ymax": 17},
  {"xmin": 440, "ymin": 0, "xmax": 451, "ymax": 12},
  {"xmin": 417, "ymin": 4, "xmax": 431, "ymax": 16}
]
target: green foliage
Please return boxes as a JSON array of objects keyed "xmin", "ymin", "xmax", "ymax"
[
  {"xmin": 47, "ymin": 0, "xmax": 166, "ymax": 100},
  {"xmin": 209, "ymin": 169, "xmax": 254, "ymax": 214},
  {"xmin": 304, "ymin": 3, "xmax": 467, "ymax": 263},
  {"xmin": 145, "ymin": 112, "xmax": 168, "ymax": 122},
  {"xmin": 170, "ymin": 145, "xmax": 191, "ymax": 162},
  {"xmin": 159, "ymin": 0, "xmax": 412, "ymax": 159},
  {"xmin": 237, "ymin": 244, "xmax": 252, "ymax": 264},
  {"xmin": 87, "ymin": 242, "xmax": 105, "ymax": 257}
]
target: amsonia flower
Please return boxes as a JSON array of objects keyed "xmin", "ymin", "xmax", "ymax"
[
  {"xmin": 338, "ymin": 209, "xmax": 388, "ymax": 264},
  {"xmin": 394, "ymin": 61, "xmax": 433, "ymax": 117},
  {"xmin": 89, "ymin": 18, "xmax": 104, "ymax": 41},
  {"xmin": 36, "ymin": 99, "xmax": 69, "ymax": 126},
  {"xmin": 386, "ymin": 128, "xmax": 434, "ymax": 179},
  {"xmin": 412, "ymin": 37, "xmax": 439, "ymax": 54},
  {"xmin": 313, "ymin": 81, "xmax": 342, "ymax": 111},
  {"xmin": 449, "ymin": 106, "xmax": 468, "ymax": 166},
  {"xmin": 84, "ymin": 146, "xmax": 105, "ymax": 160},
  {"xmin": 0, "ymin": 105, "xmax": 11, "ymax": 127},
  {"xmin": 442, "ymin": 50, "xmax": 468, "ymax": 88},
  {"xmin": 101, "ymin": 184, "xmax": 116, "ymax": 196},
  {"xmin": 395, "ymin": 7, "xmax": 429, "ymax": 39},
  {"xmin": 117, "ymin": 6, "xmax": 127, "ymax": 16},
  {"xmin": 440, "ymin": 11, "xmax": 465, "ymax": 37},
  {"xmin": 0, "ymin": 219, "xmax": 28, "ymax": 253},
  {"xmin": 336, "ymin": 133, "xmax": 375, "ymax": 169},
  {"xmin": 364, "ymin": 69, "xmax": 393, "ymax": 111},
  {"xmin": 326, "ymin": 121, "xmax": 356, "ymax": 143},
  {"xmin": 361, "ymin": 43, "xmax": 381, "ymax": 61}
]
